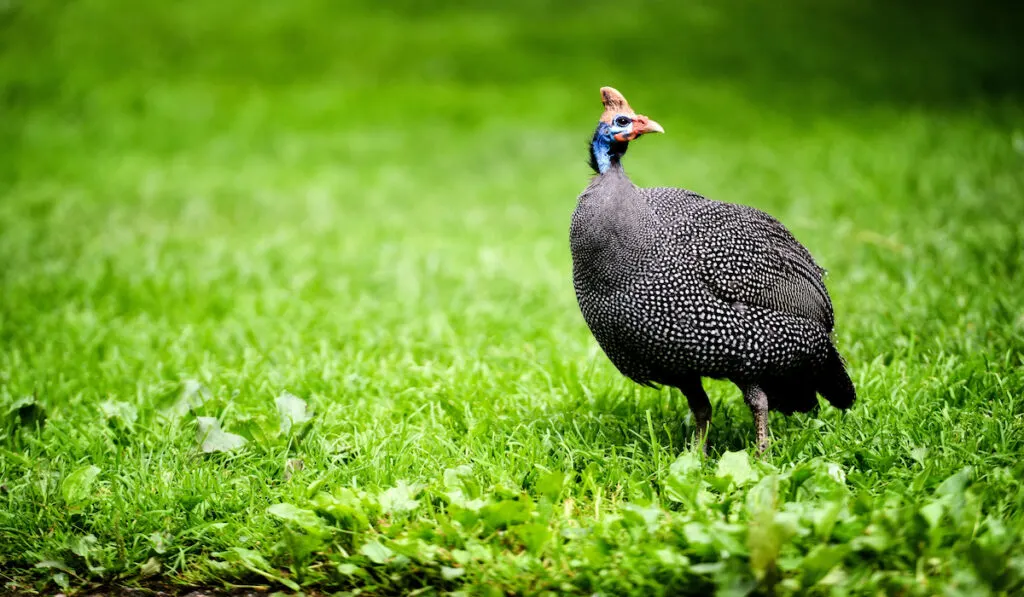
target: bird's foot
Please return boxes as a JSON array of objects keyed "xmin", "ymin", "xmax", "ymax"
[
  {"xmin": 743, "ymin": 384, "xmax": 770, "ymax": 456},
  {"xmin": 754, "ymin": 412, "xmax": 770, "ymax": 455}
]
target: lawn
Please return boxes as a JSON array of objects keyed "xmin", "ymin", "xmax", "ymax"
[{"xmin": 2, "ymin": 0, "xmax": 1024, "ymax": 595}]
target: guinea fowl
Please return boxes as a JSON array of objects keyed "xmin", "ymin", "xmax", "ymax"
[{"xmin": 570, "ymin": 87, "xmax": 855, "ymax": 453}]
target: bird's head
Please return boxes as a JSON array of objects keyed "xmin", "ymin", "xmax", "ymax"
[
  {"xmin": 589, "ymin": 86, "xmax": 664, "ymax": 174},
  {"xmin": 597, "ymin": 86, "xmax": 664, "ymax": 142}
]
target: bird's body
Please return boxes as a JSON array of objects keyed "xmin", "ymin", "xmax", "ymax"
[{"xmin": 570, "ymin": 87, "xmax": 855, "ymax": 452}]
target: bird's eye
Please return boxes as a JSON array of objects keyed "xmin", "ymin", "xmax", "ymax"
[{"xmin": 614, "ymin": 116, "xmax": 631, "ymax": 127}]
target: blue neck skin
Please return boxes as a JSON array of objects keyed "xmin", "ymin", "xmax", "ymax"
[{"xmin": 589, "ymin": 122, "xmax": 626, "ymax": 174}]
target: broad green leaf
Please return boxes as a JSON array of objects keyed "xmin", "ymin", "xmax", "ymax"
[
  {"xmin": 139, "ymin": 557, "xmax": 161, "ymax": 578},
  {"xmin": 665, "ymin": 451, "xmax": 703, "ymax": 503},
  {"xmin": 621, "ymin": 503, "xmax": 662, "ymax": 534},
  {"xmin": 715, "ymin": 450, "xmax": 755, "ymax": 488},
  {"xmin": 148, "ymin": 532, "xmax": 169, "ymax": 554},
  {"xmin": 560, "ymin": 527, "xmax": 590, "ymax": 540},
  {"xmin": 441, "ymin": 566, "xmax": 465, "ymax": 580},
  {"xmin": 795, "ymin": 460, "xmax": 848, "ymax": 498},
  {"xmin": 444, "ymin": 465, "xmax": 474, "ymax": 491},
  {"xmin": 670, "ymin": 451, "xmax": 702, "ymax": 478},
  {"xmin": 448, "ymin": 492, "xmax": 487, "ymax": 512},
  {"xmin": 812, "ymin": 497, "xmax": 847, "ymax": 539},
  {"xmin": 34, "ymin": 559, "xmax": 73, "ymax": 573},
  {"xmin": 162, "ymin": 379, "xmax": 211, "ymax": 421},
  {"xmin": 512, "ymin": 522, "xmax": 551, "ymax": 554},
  {"xmin": 68, "ymin": 534, "xmax": 97, "ymax": 558},
  {"xmin": 275, "ymin": 391, "xmax": 313, "ymax": 435},
  {"xmin": 919, "ymin": 500, "xmax": 945, "ymax": 529},
  {"xmin": 851, "ymin": 531, "xmax": 890, "ymax": 553},
  {"xmin": 99, "ymin": 399, "xmax": 137, "ymax": 428},
  {"xmin": 910, "ymin": 446, "xmax": 929, "ymax": 466},
  {"xmin": 481, "ymin": 499, "xmax": 533, "ymax": 531},
  {"xmin": 388, "ymin": 537, "xmax": 441, "ymax": 563},
  {"xmin": 360, "ymin": 540, "xmax": 393, "ymax": 564},
  {"xmin": 379, "ymin": 480, "xmax": 422, "ymax": 514},
  {"xmin": 311, "ymin": 490, "xmax": 372, "ymax": 532},
  {"xmin": 800, "ymin": 544, "xmax": 850, "ymax": 587},
  {"xmin": 774, "ymin": 511, "xmax": 806, "ymax": 538},
  {"xmin": 51, "ymin": 572, "xmax": 70, "ymax": 590},
  {"xmin": 225, "ymin": 547, "xmax": 267, "ymax": 570},
  {"xmin": 337, "ymin": 563, "xmax": 361, "ymax": 576},
  {"xmin": 276, "ymin": 526, "xmax": 327, "ymax": 564},
  {"xmin": 196, "ymin": 417, "xmax": 247, "ymax": 453},
  {"xmin": 223, "ymin": 547, "xmax": 299, "ymax": 591},
  {"xmin": 267, "ymin": 502, "xmax": 329, "ymax": 535},
  {"xmin": 535, "ymin": 470, "xmax": 566, "ymax": 501},
  {"xmin": 232, "ymin": 413, "xmax": 280, "ymax": 447},
  {"xmin": 936, "ymin": 466, "xmax": 973, "ymax": 497},
  {"xmin": 713, "ymin": 558, "xmax": 757, "ymax": 597},
  {"xmin": 682, "ymin": 522, "xmax": 714, "ymax": 552},
  {"xmin": 934, "ymin": 466, "xmax": 973, "ymax": 526},
  {"xmin": 910, "ymin": 467, "xmax": 930, "ymax": 492},
  {"xmin": 747, "ymin": 479, "xmax": 798, "ymax": 581},
  {"xmin": 61, "ymin": 465, "xmax": 100, "ymax": 506},
  {"xmin": 710, "ymin": 521, "xmax": 749, "ymax": 556},
  {"xmin": 823, "ymin": 462, "xmax": 847, "ymax": 485},
  {"xmin": 444, "ymin": 465, "xmax": 484, "ymax": 509},
  {"xmin": 689, "ymin": 562, "xmax": 724, "ymax": 575},
  {"xmin": 655, "ymin": 547, "xmax": 689, "ymax": 568}
]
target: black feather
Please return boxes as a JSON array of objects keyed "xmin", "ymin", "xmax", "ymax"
[{"xmin": 570, "ymin": 93, "xmax": 856, "ymax": 451}]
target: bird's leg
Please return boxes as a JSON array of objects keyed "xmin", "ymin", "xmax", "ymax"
[
  {"xmin": 741, "ymin": 384, "xmax": 770, "ymax": 454},
  {"xmin": 678, "ymin": 377, "xmax": 712, "ymax": 456}
]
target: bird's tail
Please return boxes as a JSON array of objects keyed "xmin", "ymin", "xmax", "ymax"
[
  {"xmin": 816, "ymin": 343, "xmax": 856, "ymax": 410},
  {"xmin": 761, "ymin": 344, "xmax": 856, "ymax": 414}
]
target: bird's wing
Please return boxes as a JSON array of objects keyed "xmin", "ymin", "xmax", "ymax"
[{"xmin": 646, "ymin": 189, "xmax": 834, "ymax": 330}]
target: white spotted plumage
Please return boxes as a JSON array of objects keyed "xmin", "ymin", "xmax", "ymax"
[{"xmin": 571, "ymin": 87, "xmax": 855, "ymax": 453}]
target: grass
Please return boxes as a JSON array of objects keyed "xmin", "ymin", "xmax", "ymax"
[{"xmin": 2, "ymin": 0, "xmax": 1024, "ymax": 594}]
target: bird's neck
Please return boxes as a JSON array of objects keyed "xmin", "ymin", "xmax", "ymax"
[
  {"xmin": 589, "ymin": 130, "xmax": 629, "ymax": 174},
  {"xmin": 571, "ymin": 163, "xmax": 647, "ymax": 290}
]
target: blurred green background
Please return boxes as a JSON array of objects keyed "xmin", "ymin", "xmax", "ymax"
[
  {"xmin": 4, "ymin": 0, "xmax": 1023, "ymax": 174},
  {"xmin": 2, "ymin": 0, "xmax": 1024, "ymax": 591},
  {"xmin": 3, "ymin": 0, "xmax": 1022, "ymax": 388}
]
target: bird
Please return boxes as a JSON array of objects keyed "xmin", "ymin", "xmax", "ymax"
[{"xmin": 569, "ymin": 86, "xmax": 855, "ymax": 454}]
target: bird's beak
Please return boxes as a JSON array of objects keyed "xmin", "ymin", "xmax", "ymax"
[{"xmin": 633, "ymin": 115, "xmax": 664, "ymax": 136}]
